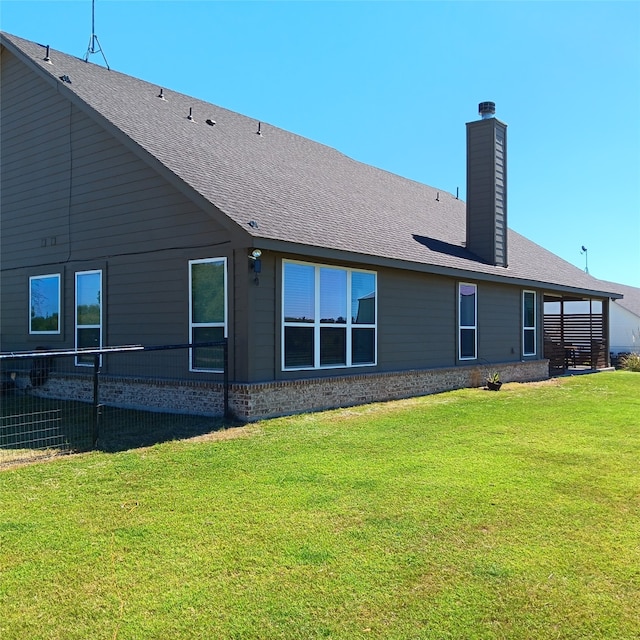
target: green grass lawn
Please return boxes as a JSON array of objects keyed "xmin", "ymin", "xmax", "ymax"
[{"xmin": 1, "ymin": 372, "xmax": 639, "ymax": 639}]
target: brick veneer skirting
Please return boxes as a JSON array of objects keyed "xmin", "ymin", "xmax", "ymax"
[
  {"xmin": 26, "ymin": 360, "xmax": 548, "ymax": 422},
  {"xmin": 28, "ymin": 374, "xmax": 226, "ymax": 417},
  {"xmin": 229, "ymin": 360, "xmax": 550, "ymax": 421}
]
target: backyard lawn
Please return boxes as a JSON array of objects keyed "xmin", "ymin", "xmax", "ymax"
[{"xmin": 1, "ymin": 372, "xmax": 638, "ymax": 639}]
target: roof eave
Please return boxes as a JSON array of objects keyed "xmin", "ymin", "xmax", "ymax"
[{"xmin": 250, "ymin": 239, "xmax": 622, "ymax": 298}]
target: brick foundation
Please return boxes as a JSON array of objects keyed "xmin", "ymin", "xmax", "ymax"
[
  {"xmin": 28, "ymin": 374, "xmax": 225, "ymax": 417},
  {"xmin": 229, "ymin": 360, "xmax": 550, "ymax": 421},
  {"xmin": 26, "ymin": 360, "xmax": 549, "ymax": 422}
]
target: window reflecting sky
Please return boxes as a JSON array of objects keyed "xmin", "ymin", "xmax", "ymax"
[
  {"xmin": 285, "ymin": 263, "xmax": 375, "ymax": 324},
  {"xmin": 30, "ymin": 275, "xmax": 59, "ymax": 319},
  {"xmin": 77, "ymin": 272, "xmax": 101, "ymax": 307}
]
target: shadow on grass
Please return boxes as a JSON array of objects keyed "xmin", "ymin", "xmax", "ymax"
[
  {"xmin": 1, "ymin": 391, "xmax": 242, "ymax": 465},
  {"xmin": 95, "ymin": 404, "xmax": 238, "ymax": 453}
]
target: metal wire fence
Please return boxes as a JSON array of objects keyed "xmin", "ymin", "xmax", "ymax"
[{"xmin": 0, "ymin": 342, "xmax": 229, "ymax": 467}]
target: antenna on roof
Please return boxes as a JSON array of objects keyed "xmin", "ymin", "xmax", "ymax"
[
  {"xmin": 84, "ymin": 0, "xmax": 110, "ymax": 70},
  {"xmin": 580, "ymin": 245, "xmax": 589, "ymax": 274}
]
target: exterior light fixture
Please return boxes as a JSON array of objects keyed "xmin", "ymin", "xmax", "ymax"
[
  {"xmin": 248, "ymin": 249, "xmax": 262, "ymax": 286},
  {"xmin": 249, "ymin": 249, "xmax": 262, "ymax": 281}
]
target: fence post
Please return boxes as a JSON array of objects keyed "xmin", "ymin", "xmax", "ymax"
[
  {"xmin": 92, "ymin": 353, "xmax": 101, "ymax": 448},
  {"xmin": 223, "ymin": 338, "xmax": 230, "ymax": 420}
]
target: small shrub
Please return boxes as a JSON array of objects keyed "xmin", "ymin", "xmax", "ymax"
[
  {"xmin": 486, "ymin": 372, "xmax": 502, "ymax": 391},
  {"xmin": 620, "ymin": 353, "xmax": 640, "ymax": 372}
]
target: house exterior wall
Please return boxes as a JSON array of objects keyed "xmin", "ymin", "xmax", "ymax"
[
  {"xmin": 245, "ymin": 254, "xmax": 544, "ymax": 383},
  {"xmin": 380, "ymin": 269, "xmax": 456, "ymax": 370},
  {"xmin": 610, "ymin": 303, "xmax": 640, "ymax": 354},
  {"xmin": 239, "ymin": 249, "xmax": 277, "ymax": 383},
  {"xmin": 0, "ymin": 47, "xmax": 236, "ymax": 378}
]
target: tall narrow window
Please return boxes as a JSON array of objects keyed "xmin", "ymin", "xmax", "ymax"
[
  {"xmin": 523, "ymin": 290, "xmax": 536, "ymax": 356},
  {"xmin": 283, "ymin": 261, "xmax": 376, "ymax": 370},
  {"xmin": 283, "ymin": 262, "xmax": 315, "ymax": 368},
  {"xmin": 189, "ymin": 258, "xmax": 227, "ymax": 371},
  {"xmin": 351, "ymin": 271, "xmax": 376, "ymax": 365},
  {"xmin": 76, "ymin": 270, "xmax": 102, "ymax": 365},
  {"xmin": 459, "ymin": 283, "xmax": 477, "ymax": 360},
  {"xmin": 29, "ymin": 274, "xmax": 61, "ymax": 334}
]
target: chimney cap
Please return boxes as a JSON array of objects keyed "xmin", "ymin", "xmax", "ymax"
[{"xmin": 478, "ymin": 101, "xmax": 496, "ymax": 119}]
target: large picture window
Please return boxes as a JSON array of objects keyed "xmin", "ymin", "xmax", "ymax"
[
  {"xmin": 189, "ymin": 258, "xmax": 227, "ymax": 371},
  {"xmin": 459, "ymin": 282, "xmax": 477, "ymax": 360},
  {"xmin": 283, "ymin": 261, "xmax": 376, "ymax": 370},
  {"xmin": 523, "ymin": 290, "xmax": 536, "ymax": 356},
  {"xmin": 29, "ymin": 274, "xmax": 61, "ymax": 334},
  {"xmin": 75, "ymin": 270, "xmax": 102, "ymax": 365}
]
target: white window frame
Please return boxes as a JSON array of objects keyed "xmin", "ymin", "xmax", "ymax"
[
  {"xmin": 29, "ymin": 273, "xmax": 61, "ymax": 335},
  {"xmin": 282, "ymin": 259, "xmax": 377, "ymax": 371},
  {"xmin": 75, "ymin": 270, "xmax": 103, "ymax": 367},
  {"xmin": 189, "ymin": 257, "xmax": 227, "ymax": 373},
  {"xmin": 458, "ymin": 282, "xmax": 477, "ymax": 361},
  {"xmin": 522, "ymin": 290, "xmax": 537, "ymax": 356}
]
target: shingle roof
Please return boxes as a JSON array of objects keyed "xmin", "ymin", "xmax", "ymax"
[
  {"xmin": 597, "ymin": 281, "xmax": 640, "ymax": 317},
  {"xmin": 1, "ymin": 32, "xmax": 622, "ymax": 299}
]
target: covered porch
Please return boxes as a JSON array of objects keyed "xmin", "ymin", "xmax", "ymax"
[{"xmin": 543, "ymin": 294, "xmax": 610, "ymax": 375}]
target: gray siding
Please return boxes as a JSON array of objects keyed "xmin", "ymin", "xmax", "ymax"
[
  {"xmin": 1, "ymin": 47, "xmax": 235, "ymax": 363},
  {"xmin": 477, "ymin": 282, "xmax": 522, "ymax": 364},
  {"xmin": 232, "ymin": 249, "xmax": 279, "ymax": 383},
  {"xmin": 1, "ymin": 50, "xmax": 74, "ymax": 269},
  {"xmin": 243, "ymin": 256, "xmax": 533, "ymax": 383},
  {"xmin": 248, "ymin": 252, "xmax": 278, "ymax": 380},
  {"xmin": 379, "ymin": 269, "xmax": 457, "ymax": 370}
]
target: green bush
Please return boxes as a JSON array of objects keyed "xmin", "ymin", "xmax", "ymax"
[{"xmin": 620, "ymin": 352, "xmax": 640, "ymax": 372}]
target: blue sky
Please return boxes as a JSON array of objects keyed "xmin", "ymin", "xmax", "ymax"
[{"xmin": 2, "ymin": 1, "xmax": 639, "ymax": 287}]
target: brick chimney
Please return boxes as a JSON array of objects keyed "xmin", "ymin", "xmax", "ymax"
[{"xmin": 466, "ymin": 101, "xmax": 508, "ymax": 267}]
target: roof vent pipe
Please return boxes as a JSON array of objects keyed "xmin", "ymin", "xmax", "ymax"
[
  {"xmin": 158, "ymin": 88, "xmax": 165, "ymax": 100},
  {"xmin": 478, "ymin": 101, "xmax": 496, "ymax": 119},
  {"xmin": 187, "ymin": 107, "xmax": 194, "ymax": 121},
  {"xmin": 44, "ymin": 45, "xmax": 52, "ymax": 63}
]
